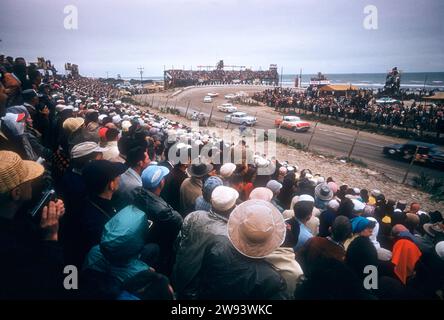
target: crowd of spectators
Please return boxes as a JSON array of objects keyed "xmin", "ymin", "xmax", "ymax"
[
  {"xmin": 1, "ymin": 55, "xmax": 443, "ymax": 300},
  {"xmin": 253, "ymin": 88, "xmax": 444, "ymax": 134},
  {"xmin": 165, "ymin": 68, "xmax": 279, "ymax": 88}
]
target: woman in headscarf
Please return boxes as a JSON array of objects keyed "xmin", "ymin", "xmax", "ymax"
[
  {"xmin": 366, "ymin": 217, "xmax": 392, "ymax": 261},
  {"xmin": 344, "ymin": 216, "xmax": 376, "ymax": 250},
  {"xmin": 391, "ymin": 238, "xmax": 422, "ymax": 285}
]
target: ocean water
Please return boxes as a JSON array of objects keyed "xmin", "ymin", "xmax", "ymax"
[
  {"xmin": 139, "ymin": 72, "xmax": 444, "ymax": 90},
  {"xmin": 280, "ymin": 72, "xmax": 444, "ymax": 89}
]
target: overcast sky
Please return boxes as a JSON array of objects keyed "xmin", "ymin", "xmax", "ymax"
[{"xmin": 1, "ymin": 0, "xmax": 443, "ymax": 77}]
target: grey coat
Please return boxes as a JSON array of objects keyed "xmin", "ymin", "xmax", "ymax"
[{"xmin": 172, "ymin": 209, "xmax": 229, "ymax": 299}]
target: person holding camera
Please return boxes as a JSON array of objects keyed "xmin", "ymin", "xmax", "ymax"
[{"xmin": 0, "ymin": 150, "xmax": 65, "ymax": 299}]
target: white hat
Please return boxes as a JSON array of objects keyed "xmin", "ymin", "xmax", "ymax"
[
  {"xmin": 112, "ymin": 115, "xmax": 122, "ymax": 124},
  {"xmin": 298, "ymin": 194, "xmax": 315, "ymax": 203},
  {"xmin": 352, "ymin": 199, "xmax": 365, "ymax": 212},
  {"xmin": 327, "ymin": 199, "xmax": 340, "ymax": 210},
  {"xmin": 71, "ymin": 141, "xmax": 108, "ymax": 159},
  {"xmin": 249, "ymin": 187, "xmax": 273, "ymax": 202},
  {"xmin": 435, "ymin": 241, "xmax": 444, "ymax": 260},
  {"xmin": 211, "ymin": 186, "xmax": 239, "ymax": 212},
  {"xmin": 353, "ymin": 187, "xmax": 361, "ymax": 195},
  {"xmin": 114, "ymin": 100, "xmax": 122, "ymax": 105},
  {"xmin": 316, "ymin": 176, "xmax": 325, "ymax": 184},
  {"xmin": 371, "ymin": 189, "xmax": 381, "ymax": 197},
  {"xmin": 121, "ymin": 120, "xmax": 131, "ymax": 132},
  {"xmin": 55, "ymin": 104, "xmax": 67, "ymax": 112},
  {"xmin": 266, "ymin": 180, "xmax": 282, "ymax": 194},
  {"xmin": 220, "ymin": 163, "xmax": 236, "ymax": 178}
]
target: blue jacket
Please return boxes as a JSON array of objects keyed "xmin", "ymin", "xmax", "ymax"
[{"xmin": 83, "ymin": 205, "xmax": 150, "ymax": 284}]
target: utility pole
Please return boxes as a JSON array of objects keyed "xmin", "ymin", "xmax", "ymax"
[
  {"xmin": 137, "ymin": 66, "xmax": 144, "ymax": 88},
  {"xmin": 280, "ymin": 66, "xmax": 283, "ymax": 88},
  {"xmin": 402, "ymin": 146, "xmax": 419, "ymax": 184},
  {"xmin": 106, "ymin": 71, "xmax": 109, "ymax": 79},
  {"xmin": 299, "ymin": 68, "xmax": 302, "ymax": 89}
]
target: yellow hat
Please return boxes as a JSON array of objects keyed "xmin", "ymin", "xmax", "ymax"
[
  {"xmin": 0, "ymin": 151, "xmax": 44, "ymax": 193},
  {"xmin": 382, "ymin": 215, "xmax": 392, "ymax": 224}
]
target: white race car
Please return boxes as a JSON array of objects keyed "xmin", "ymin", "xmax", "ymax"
[
  {"xmin": 217, "ymin": 103, "xmax": 237, "ymax": 113},
  {"xmin": 203, "ymin": 96, "xmax": 213, "ymax": 103},
  {"xmin": 224, "ymin": 93, "xmax": 236, "ymax": 100},
  {"xmin": 224, "ymin": 112, "xmax": 257, "ymax": 126},
  {"xmin": 207, "ymin": 92, "xmax": 219, "ymax": 97}
]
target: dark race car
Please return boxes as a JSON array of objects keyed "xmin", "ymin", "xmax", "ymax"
[{"xmin": 383, "ymin": 141, "xmax": 444, "ymax": 169}]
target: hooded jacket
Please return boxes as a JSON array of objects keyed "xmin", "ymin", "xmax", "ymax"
[
  {"xmin": 83, "ymin": 205, "xmax": 150, "ymax": 284},
  {"xmin": 132, "ymin": 187, "xmax": 183, "ymax": 273}
]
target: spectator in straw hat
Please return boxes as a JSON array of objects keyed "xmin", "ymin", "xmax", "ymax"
[
  {"xmin": 63, "ymin": 117, "xmax": 84, "ymax": 136},
  {"xmin": 0, "ymin": 151, "xmax": 66, "ymax": 299},
  {"xmin": 172, "ymin": 185, "xmax": 239, "ymax": 299},
  {"xmin": 314, "ymin": 183, "xmax": 334, "ymax": 212},
  {"xmin": 196, "ymin": 200, "xmax": 287, "ymax": 299}
]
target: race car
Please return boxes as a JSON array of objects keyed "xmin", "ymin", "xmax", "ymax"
[
  {"xmin": 203, "ymin": 95, "xmax": 213, "ymax": 103},
  {"xmin": 383, "ymin": 141, "xmax": 444, "ymax": 169},
  {"xmin": 224, "ymin": 93, "xmax": 236, "ymax": 100},
  {"xmin": 274, "ymin": 116, "xmax": 311, "ymax": 132},
  {"xmin": 207, "ymin": 92, "xmax": 219, "ymax": 97},
  {"xmin": 217, "ymin": 103, "xmax": 237, "ymax": 113},
  {"xmin": 224, "ymin": 112, "xmax": 257, "ymax": 126}
]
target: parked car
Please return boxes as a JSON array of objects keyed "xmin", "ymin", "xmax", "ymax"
[
  {"xmin": 203, "ymin": 96, "xmax": 213, "ymax": 103},
  {"xmin": 217, "ymin": 103, "xmax": 237, "ymax": 113},
  {"xmin": 274, "ymin": 116, "xmax": 310, "ymax": 132},
  {"xmin": 383, "ymin": 141, "xmax": 444, "ymax": 169},
  {"xmin": 224, "ymin": 112, "xmax": 257, "ymax": 126}
]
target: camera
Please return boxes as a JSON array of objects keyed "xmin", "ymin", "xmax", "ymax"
[{"xmin": 29, "ymin": 189, "xmax": 57, "ymax": 218}]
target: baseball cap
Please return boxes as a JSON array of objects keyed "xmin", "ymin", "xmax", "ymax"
[
  {"xmin": 71, "ymin": 141, "xmax": 108, "ymax": 159},
  {"xmin": 141, "ymin": 165, "xmax": 170, "ymax": 190}
]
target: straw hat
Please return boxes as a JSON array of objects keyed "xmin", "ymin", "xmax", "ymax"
[
  {"xmin": 63, "ymin": 117, "xmax": 84, "ymax": 134},
  {"xmin": 0, "ymin": 151, "xmax": 44, "ymax": 193},
  {"xmin": 228, "ymin": 199, "xmax": 286, "ymax": 259},
  {"xmin": 315, "ymin": 183, "xmax": 333, "ymax": 201}
]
